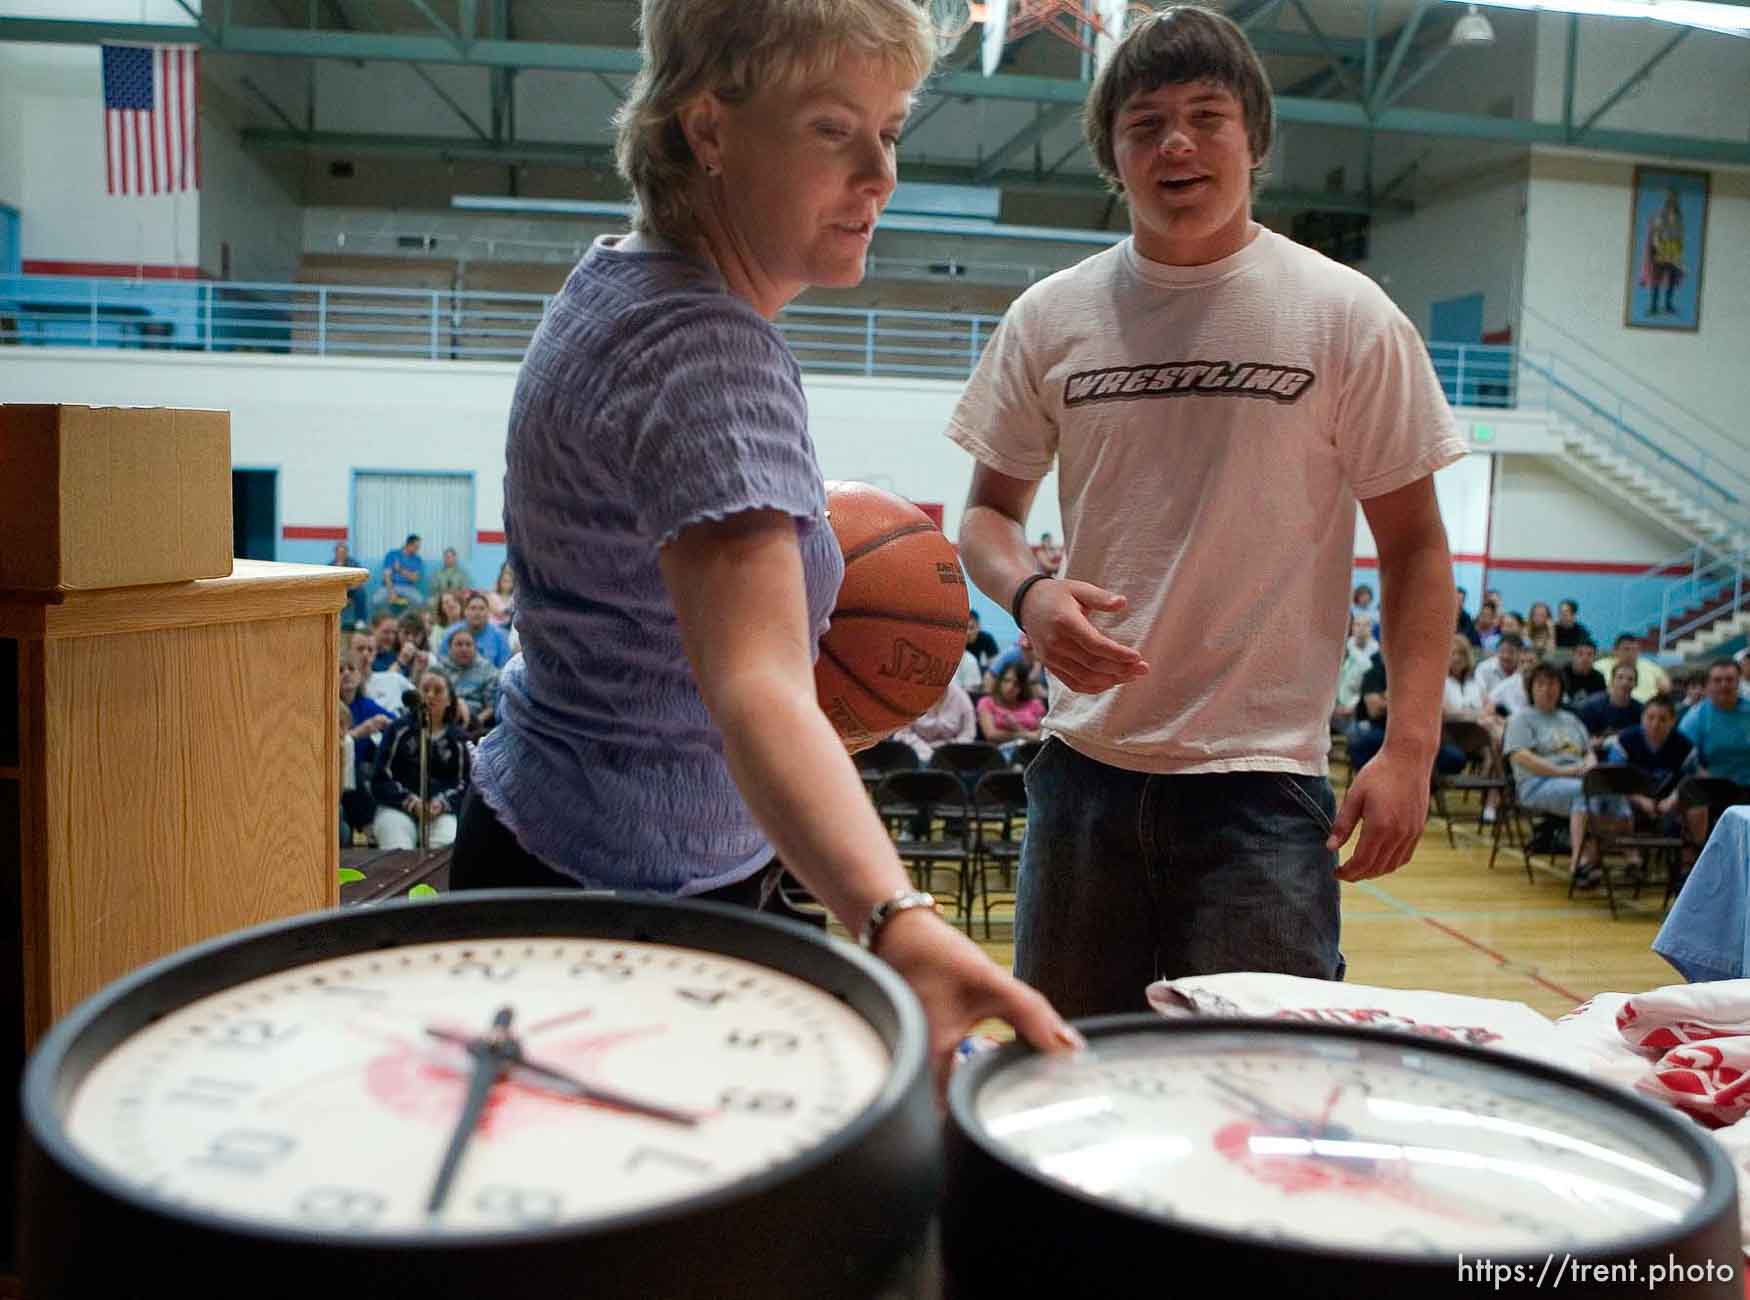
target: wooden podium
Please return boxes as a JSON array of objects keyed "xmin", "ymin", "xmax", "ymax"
[{"xmin": 0, "ymin": 559, "xmax": 361, "ymax": 1281}]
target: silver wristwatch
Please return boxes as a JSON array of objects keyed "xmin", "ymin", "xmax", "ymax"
[{"xmin": 859, "ymin": 889, "xmax": 940, "ymax": 951}]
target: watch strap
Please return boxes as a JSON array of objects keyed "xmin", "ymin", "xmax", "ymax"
[{"xmin": 859, "ymin": 889, "xmax": 940, "ymax": 951}]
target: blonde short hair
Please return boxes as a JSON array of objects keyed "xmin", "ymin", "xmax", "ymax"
[{"xmin": 615, "ymin": 0, "xmax": 937, "ymax": 245}]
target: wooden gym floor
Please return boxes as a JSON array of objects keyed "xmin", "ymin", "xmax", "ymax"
[{"xmin": 899, "ymin": 773, "xmax": 1684, "ymax": 1032}]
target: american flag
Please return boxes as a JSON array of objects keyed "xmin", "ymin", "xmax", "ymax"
[{"xmin": 101, "ymin": 44, "xmax": 200, "ymax": 197}]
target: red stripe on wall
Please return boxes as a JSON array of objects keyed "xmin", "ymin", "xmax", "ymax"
[
  {"xmin": 477, "ymin": 530, "xmax": 507, "ymax": 544},
  {"xmin": 21, "ymin": 260, "xmax": 205, "ymax": 280},
  {"xmin": 1352, "ymin": 554, "xmax": 1692, "ymax": 576},
  {"xmin": 283, "ymin": 525, "xmax": 349, "ymax": 541}
]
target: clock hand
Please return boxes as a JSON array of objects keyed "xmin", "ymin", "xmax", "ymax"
[
  {"xmin": 422, "ymin": 1027, "xmax": 699, "ymax": 1126},
  {"xmin": 425, "ymin": 1006, "xmax": 516, "ymax": 1217}
]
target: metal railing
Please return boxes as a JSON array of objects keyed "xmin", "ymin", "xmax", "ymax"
[{"xmin": 0, "ymin": 271, "xmax": 1005, "ymax": 379}]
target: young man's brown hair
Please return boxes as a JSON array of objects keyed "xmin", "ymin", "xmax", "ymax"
[{"xmin": 1083, "ymin": 4, "xmax": 1274, "ymax": 193}]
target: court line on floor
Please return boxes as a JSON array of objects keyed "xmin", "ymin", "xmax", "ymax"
[{"xmin": 1354, "ymin": 880, "xmax": 1584, "ymax": 1005}]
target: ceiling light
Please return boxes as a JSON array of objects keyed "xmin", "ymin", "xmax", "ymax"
[
  {"xmin": 1451, "ymin": 4, "xmax": 1499, "ymax": 43},
  {"xmin": 1445, "ymin": 0, "xmax": 1750, "ymax": 37}
]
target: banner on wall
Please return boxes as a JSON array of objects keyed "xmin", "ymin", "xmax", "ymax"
[{"xmin": 100, "ymin": 44, "xmax": 201, "ymax": 197}]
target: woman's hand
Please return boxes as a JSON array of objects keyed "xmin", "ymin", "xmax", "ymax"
[
  {"xmin": 402, "ymin": 795, "xmax": 422, "ymax": 815},
  {"xmin": 874, "ymin": 908, "xmax": 1083, "ymax": 1102}
]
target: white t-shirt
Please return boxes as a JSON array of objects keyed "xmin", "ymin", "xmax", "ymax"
[
  {"xmin": 946, "ymin": 226, "xmax": 1464, "ymax": 775},
  {"xmin": 1443, "ymin": 675, "xmax": 1485, "ymax": 716}
]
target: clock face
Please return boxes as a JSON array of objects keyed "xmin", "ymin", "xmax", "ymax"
[
  {"xmin": 62, "ymin": 937, "xmax": 891, "ymax": 1237},
  {"xmin": 971, "ymin": 1029, "xmax": 1706, "ymax": 1257}
]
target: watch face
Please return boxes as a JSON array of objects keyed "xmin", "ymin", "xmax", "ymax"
[
  {"xmin": 62, "ymin": 937, "xmax": 890, "ymax": 1237},
  {"xmin": 969, "ymin": 1028, "xmax": 1707, "ymax": 1257}
]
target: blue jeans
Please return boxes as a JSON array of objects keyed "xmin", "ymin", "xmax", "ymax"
[
  {"xmin": 1348, "ymin": 721, "xmax": 1465, "ymax": 776},
  {"xmin": 1015, "ymin": 737, "xmax": 1344, "ymax": 1020}
]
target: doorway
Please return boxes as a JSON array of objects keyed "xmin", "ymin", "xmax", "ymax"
[{"xmin": 232, "ymin": 469, "xmax": 278, "ymax": 561}]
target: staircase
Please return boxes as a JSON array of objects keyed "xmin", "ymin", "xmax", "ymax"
[{"xmin": 1508, "ymin": 346, "xmax": 1750, "ymax": 656}]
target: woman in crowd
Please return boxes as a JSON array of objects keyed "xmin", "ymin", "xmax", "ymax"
[
  {"xmin": 1525, "ymin": 601, "xmax": 1556, "ymax": 655},
  {"xmin": 1333, "ymin": 613, "xmax": 1377, "ymax": 726},
  {"xmin": 893, "ymin": 679, "xmax": 977, "ymax": 762},
  {"xmin": 978, "ymin": 664, "xmax": 1046, "ymax": 752},
  {"xmin": 448, "ymin": 0, "xmax": 1077, "ymax": 1088},
  {"xmin": 371, "ymin": 670, "xmax": 471, "ymax": 851},
  {"xmin": 1440, "ymin": 634, "xmax": 1492, "ymax": 780},
  {"xmin": 486, "ymin": 563, "xmax": 517, "ymax": 626},
  {"xmin": 331, "ymin": 540, "xmax": 370, "ymax": 629},
  {"xmin": 338, "ymin": 658, "xmax": 389, "ymax": 842},
  {"xmin": 433, "ymin": 588, "xmax": 467, "ymax": 634}
]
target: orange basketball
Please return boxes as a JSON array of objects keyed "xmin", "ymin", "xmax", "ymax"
[{"xmin": 815, "ymin": 481, "xmax": 970, "ymax": 749}]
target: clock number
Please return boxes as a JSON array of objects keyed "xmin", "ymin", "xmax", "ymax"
[
  {"xmin": 625, "ymin": 1146, "xmax": 713, "ymax": 1176},
  {"xmin": 569, "ymin": 960, "xmax": 633, "ymax": 982},
  {"xmin": 165, "ymin": 1077, "xmax": 255, "ymax": 1109},
  {"xmin": 725, "ymin": 1029, "xmax": 800, "ymax": 1054},
  {"xmin": 194, "ymin": 1129, "xmax": 298, "ymax": 1176},
  {"xmin": 718, "ymin": 1087, "xmax": 797, "ymax": 1116},
  {"xmin": 212, "ymin": 1019, "xmax": 298, "ymax": 1050},
  {"xmin": 677, "ymin": 988, "xmax": 730, "ymax": 1008},
  {"xmin": 295, "ymin": 1187, "xmax": 387, "ymax": 1230},
  {"xmin": 474, "ymin": 1185, "xmax": 561, "ymax": 1226},
  {"xmin": 452, "ymin": 959, "xmax": 519, "ymax": 983}
]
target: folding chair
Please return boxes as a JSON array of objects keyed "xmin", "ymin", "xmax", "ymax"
[
  {"xmin": 1431, "ymin": 720, "xmax": 1508, "ymax": 849},
  {"xmin": 874, "ymin": 769, "xmax": 972, "ymax": 931},
  {"xmin": 929, "ymin": 741, "xmax": 1007, "ymax": 787},
  {"xmin": 1575, "ymin": 765, "xmax": 1683, "ymax": 919},
  {"xmin": 1668, "ymin": 777, "xmax": 1744, "ymax": 914},
  {"xmin": 969, "ymin": 770, "xmax": 1027, "ymax": 940},
  {"xmin": 855, "ymin": 738, "xmax": 917, "ymax": 796}
]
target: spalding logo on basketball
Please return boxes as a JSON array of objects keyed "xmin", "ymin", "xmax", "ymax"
[{"xmin": 815, "ymin": 481, "xmax": 970, "ymax": 749}]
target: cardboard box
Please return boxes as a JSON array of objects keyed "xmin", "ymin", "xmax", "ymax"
[{"xmin": 0, "ymin": 405, "xmax": 234, "ymax": 592}]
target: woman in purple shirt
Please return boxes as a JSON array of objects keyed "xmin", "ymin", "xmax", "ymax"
[{"xmin": 449, "ymin": 0, "xmax": 1076, "ymax": 1088}]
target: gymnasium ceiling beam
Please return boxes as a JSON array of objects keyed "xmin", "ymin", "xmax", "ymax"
[
  {"xmin": 239, "ymin": 126, "xmax": 1412, "ymax": 214},
  {"xmin": 0, "ymin": 16, "xmax": 1368, "ymax": 68},
  {"xmin": 11, "ymin": 17, "xmax": 1750, "ymax": 167}
]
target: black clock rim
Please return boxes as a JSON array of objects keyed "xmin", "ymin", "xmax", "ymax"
[
  {"xmin": 22, "ymin": 888, "xmax": 931, "ymax": 1252},
  {"xmin": 947, "ymin": 1012, "xmax": 1739, "ymax": 1265}
]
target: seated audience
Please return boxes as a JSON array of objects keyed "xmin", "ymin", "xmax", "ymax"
[
  {"xmin": 893, "ymin": 680, "xmax": 977, "ymax": 762},
  {"xmin": 1678, "ymin": 658, "xmax": 1750, "ymax": 789},
  {"xmin": 1503, "ymin": 663, "xmax": 1631, "ymax": 890},
  {"xmin": 338, "ymin": 660, "xmax": 389, "ymax": 840},
  {"xmin": 375, "ymin": 533, "xmax": 425, "ymax": 612},
  {"xmin": 438, "ymin": 627, "xmax": 501, "ymax": 736},
  {"xmin": 1675, "ymin": 668, "xmax": 1707, "ymax": 720},
  {"xmin": 1474, "ymin": 633, "xmax": 1524, "ymax": 700},
  {"xmin": 431, "ymin": 547, "xmax": 472, "ymax": 596},
  {"xmin": 1346, "ymin": 651, "xmax": 1389, "ymax": 771},
  {"xmin": 1456, "ymin": 587, "xmax": 1481, "ymax": 648},
  {"xmin": 439, "ymin": 592, "xmax": 512, "ymax": 669},
  {"xmin": 1577, "ymin": 663, "xmax": 1644, "ymax": 745},
  {"xmin": 1334, "ymin": 614, "xmax": 1378, "ymax": 723},
  {"xmin": 332, "ymin": 541, "xmax": 370, "ymax": 629},
  {"xmin": 395, "ymin": 611, "xmax": 435, "ymax": 684},
  {"xmin": 955, "ymin": 647, "xmax": 983, "ymax": 698},
  {"xmin": 1350, "ymin": 582, "xmax": 1377, "ymax": 625},
  {"xmin": 1438, "ymin": 635, "xmax": 1488, "ymax": 773},
  {"xmin": 1474, "ymin": 603, "xmax": 1501, "ymax": 653},
  {"xmin": 1607, "ymin": 695, "xmax": 1694, "ymax": 822},
  {"xmin": 370, "ymin": 671, "xmax": 471, "ymax": 851},
  {"xmin": 1487, "ymin": 654, "xmax": 1538, "ymax": 718},
  {"xmin": 1497, "ymin": 610, "xmax": 1526, "ymax": 641},
  {"xmin": 1553, "ymin": 599, "xmax": 1593, "ymax": 649},
  {"xmin": 965, "ymin": 611, "xmax": 1000, "ymax": 674},
  {"xmin": 433, "ymin": 589, "xmax": 467, "ymax": 635},
  {"xmin": 985, "ymin": 635, "xmax": 1047, "ymax": 697},
  {"xmin": 348, "ymin": 629, "xmax": 376, "ymax": 679},
  {"xmin": 486, "ymin": 563, "xmax": 517, "ymax": 627},
  {"xmin": 1560, "ymin": 639, "xmax": 1605, "ymax": 705},
  {"xmin": 1525, "ymin": 602, "xmax": 1556, "ymax": 655},
  {"xmin": 369, "ymin": 612, "xmax": 402, "ymax": 673},
  {"xmin": 978, "ymin": 664, "xmax": 1045, "ymax": 751},
  {"xmin": 1597, "ymin": 633, "xmax": 1672, "ymax": 704}
]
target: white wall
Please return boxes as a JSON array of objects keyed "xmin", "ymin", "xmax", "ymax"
[
  {"xmin": 0, "ymin": 41, "xmax": 199, "ymax": 270},
  {"xmin": 200, "ymin": 102, "xmax": 303, "ymax": 281},
  {"xmin": 1362, "ymin": 161, "xmax": 1528, "ymax": 341},
  {"xmin": 1491, "ymin": 456, "xmax": 1686, "ymax": 563},
  {"xmin": 1521, "ymin": 151, "xmax": 1750, "ymax": 459}
]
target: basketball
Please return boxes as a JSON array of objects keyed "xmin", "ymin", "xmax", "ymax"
[{"xmin": 815, "ymin": 481, "xmax": 970, "ymax": 749}]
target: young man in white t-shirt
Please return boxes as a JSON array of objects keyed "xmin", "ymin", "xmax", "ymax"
[{"xmin": 947, "ymin": 7, "xmax": 1464, "ymax": 1018}]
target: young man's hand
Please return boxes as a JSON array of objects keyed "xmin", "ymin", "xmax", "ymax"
[{"xmin": 1018, "ymin": 580, "xmax": 1150, "ymax": 695}]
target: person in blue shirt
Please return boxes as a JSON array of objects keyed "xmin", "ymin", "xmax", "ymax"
[
  {"xmin": 377, "ymin": 534, "xmax": 425, "ymax": 611},
  {"xmin": 1608, "ymin": 694, "xmax": 1694, "ymax": 836},
  {"xmin": 1677, "ymin": 658, "xmax": 1750, "ymax": 849},
  {"xmin": 438, "ymin": 591, "xmax": 512, "ymax": 669},
  {"xmin": 1577, "ymin": 663, "xmax": 1644, "ymax": 746}
]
